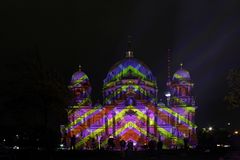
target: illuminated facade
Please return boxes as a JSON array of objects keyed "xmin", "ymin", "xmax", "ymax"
[{"xmin": 62, "ymin": 49, "xmax": 197, "ymax": 149}]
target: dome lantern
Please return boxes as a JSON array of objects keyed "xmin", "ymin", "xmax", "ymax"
[
  {"xmin": 126, "ymin": 51, "xmax": 134, "ymax": 58},
  {"xmin": 125, "ymin": 35, "xmax": 134, "ymax": 58}
]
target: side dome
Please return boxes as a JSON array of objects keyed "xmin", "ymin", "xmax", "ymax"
[
  {"xmin": 71, "ymin": 71, "xmax": 89, "ymax": 84},
  {"xmin": 69, "ymin": 65, "xmax": 91, "ymax": 92},
  {"xmin": 173, "ymin": 64, "xmax": 191, "ymax": 81},
  {"xmin": 104, "ymin": 56, "xmax": 156, "ymax": 85},
  {"xmin": 69, "ymin": 65, "xmax": 92, "ymax": 106}
]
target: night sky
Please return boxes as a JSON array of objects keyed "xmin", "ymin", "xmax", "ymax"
[{"xmin": 1, "ymin": 0, "xmax": 240, "ymax": 129}]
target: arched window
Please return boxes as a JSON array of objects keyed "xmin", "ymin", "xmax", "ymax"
[{"xmin": 125, "ymin": 97, "xmax": 136, "ymax": 106}]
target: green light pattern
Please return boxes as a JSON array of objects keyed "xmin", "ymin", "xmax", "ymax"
[{"xmin": 69, "ymin": 74, "xmax": 89, "ymax": 88}]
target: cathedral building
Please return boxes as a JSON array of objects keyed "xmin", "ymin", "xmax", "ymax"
[{"xmin": 62, "ymin": 47, "xmax": 197, "ymax": 149}]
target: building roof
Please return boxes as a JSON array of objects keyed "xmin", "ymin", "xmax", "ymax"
[
  {"xmin": 104, "ymin": 56, "xmax": 156, "ymax": 85},
  {"xmin": 173, "ymin": 64, "xmax": 191, "ymax": 81},
  {"xmin": 70, "ymin": 65, "xmax": 90, "ymax": 87}
]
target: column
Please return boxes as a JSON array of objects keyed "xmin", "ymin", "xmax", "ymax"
[
  {"xmin": 147, "ymin": 111, "xmax": 149, "ymax": 138},
  {"xmin": 154, "ymin": 112, "xmax": 158, "ymax": 137},
  {"xmin": 113, "ymin": 113, "xmax": 116, "ymax": 137},
  {"xmin": 105, "ymin": 114, "xmax": 108, "ymax": 136}
]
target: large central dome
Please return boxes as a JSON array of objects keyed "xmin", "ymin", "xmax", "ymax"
[{"xmin": 104, "ymin": 52, "xmax": 156, "ymax": 85}]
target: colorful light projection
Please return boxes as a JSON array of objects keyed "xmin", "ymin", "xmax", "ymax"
[
  {"xmin": 66, "ymin": 103, "xmax": 196, "ymax": 149},
  {"xmin": 68, "ymin": 65, "xmax": 92, "ymax": 106},
  {"xmin": 64, "ymin": 58, "xmax": 197, "ymax": 150},
  {"xmin": 104, "ymin": 58, "xmax": 157, "ymax": 87}
]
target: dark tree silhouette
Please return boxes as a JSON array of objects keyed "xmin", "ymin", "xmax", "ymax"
[
  {"xmin": 30, "ymin": 52, "xmax": 73, "ymax": 149},
  {"xmin": 0, "ymin": 49, "xmax": 72, "ymax": 149},
  {"xmin": 225, "ymin": 68, "xmax": 240, "ymax": 109}
]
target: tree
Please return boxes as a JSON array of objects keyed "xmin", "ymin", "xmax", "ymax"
[
  {"xmin": 26, "ymin": 51, "xmax": 73, "ymax": 149},
  {"xmin": 225, "ymin": 68, "xmax": 240, "ymax": 109},
  {"xmin": 0, "ymin": 49, "xmax": 73, "ymax": 149}
]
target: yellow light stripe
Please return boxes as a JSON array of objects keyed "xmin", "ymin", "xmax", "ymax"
[
  {"xmin": 160, "ymin": 107, "xmax": 197, "ymax": 129},
  {"xmin": 129, "ymin": 106, "xmax": 182, "ymax": 143},
  {"xmin": 66, "ymin": 106, "xmax": 101, "ymax": 130},
  {"xmin": 69, "ymin": 74, "xmax": 88, "ymax": 87},
  {"xmin": 132, "ymin": 84, "xmax": 196, "ymax": 129},
  {"xmin": 75, "ymin": 106, "xmax": 133, "ymax": 148},
  {"xmin": 104, "ymin": 85, "xmax": 128, "ymax": 103}
]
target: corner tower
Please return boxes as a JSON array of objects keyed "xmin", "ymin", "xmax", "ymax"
[
  {"xmin": 65, "ymin": 65, "xmax": 93, "ymax": 144},
  {"xmin": 69, "ymin": 65, "xmax": 92, "ymax": 106},
  {"xmin": 167, "ymin": 63, "xmax": 197, "ymax": 147},
  {"xmin": 169, "ymin": 63, "xmax": 195, "ymax": 107}
]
